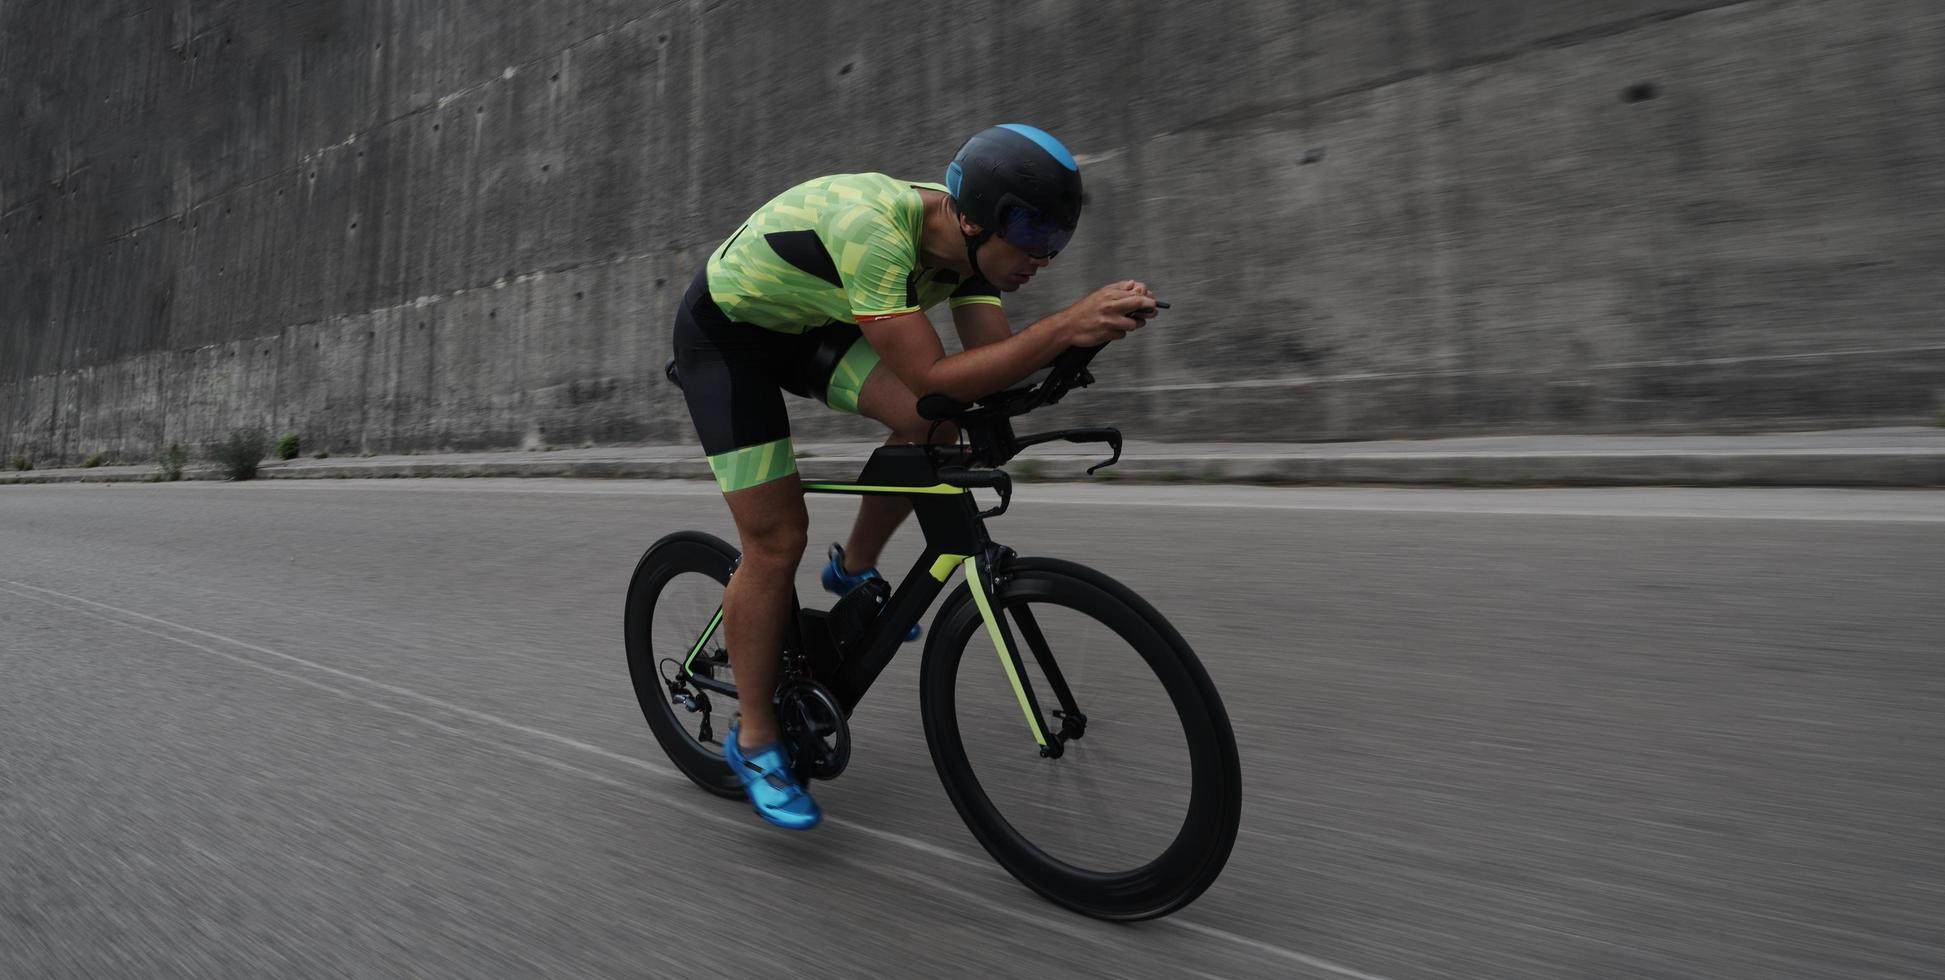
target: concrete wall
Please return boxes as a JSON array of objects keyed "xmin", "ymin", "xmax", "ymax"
[{"xmin": 4, "ymin": 0, "xmax": 1943, "ymax": 465}]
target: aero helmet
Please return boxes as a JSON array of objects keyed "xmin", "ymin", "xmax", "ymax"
[{"xmin": 945, "ymin": 124, "xmax": 1083, "ymax": 267}]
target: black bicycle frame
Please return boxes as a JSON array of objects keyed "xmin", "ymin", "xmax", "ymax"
[
  {"xmin": 797, "ymin": 446, "xmax": 992, "ymax": 713},
  {"xmin": 665, "ymin": 337, "xmax": 1119, "ymax": 757},
  {"xmin": 676, "ymin": 442, "xmax": 1088, "ymax": 754}
]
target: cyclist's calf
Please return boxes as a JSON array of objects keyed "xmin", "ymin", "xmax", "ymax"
[{"xmin": 719, "ymin": 478, "xmax": 809, "ymax": 746}]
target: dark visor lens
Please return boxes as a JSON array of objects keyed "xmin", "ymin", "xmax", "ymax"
[{"xmin": 995, "ymin": 205, "xmax": 1074, "ymax": 259}]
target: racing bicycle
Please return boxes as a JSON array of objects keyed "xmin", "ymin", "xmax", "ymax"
[{"xmin": 627, "ymin": 342, "xmax": 1242, "ymax": 920}]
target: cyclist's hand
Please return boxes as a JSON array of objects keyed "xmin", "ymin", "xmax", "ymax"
[{"xmin": 1061, "ymin": 281, "xmax": 1158, "ymax": 347}]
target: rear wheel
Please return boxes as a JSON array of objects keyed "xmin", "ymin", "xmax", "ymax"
[
  {"xmin": 920, "ymin": 557, "xmax": 1242, "ymax": 920},
  {"xmin": 625, "ymin": 531, "xmax": 743, "ymax": 799}
]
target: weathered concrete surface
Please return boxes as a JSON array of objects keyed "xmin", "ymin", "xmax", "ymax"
[{"xmin": 4, "ymin": 1, "xmax": 1944, "ymax": 466}]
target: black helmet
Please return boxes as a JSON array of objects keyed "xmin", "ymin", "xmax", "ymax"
[{"xmin": 944, "ymin": 124, "xmax": 1082, "ymax": 259}]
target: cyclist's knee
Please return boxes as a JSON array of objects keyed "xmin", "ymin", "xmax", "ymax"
[
  {"xmin": 748, "ymin": 526, "xmax": 808, "ymax": 566},
  {"xmin": 724, "ymin": 474, "xmax": 808, "ymax": 567},
  {"xmin": 737, "ymin": 515, "xmax": 808, "ymax": 568}
]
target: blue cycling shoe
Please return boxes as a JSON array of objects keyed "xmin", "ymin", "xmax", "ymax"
[
  {"xmin": 722, "ymin": 724, "xmax": 822, "ymax": 831},
  {"xmin": 822, "ymin": 544, "xmax": 921, "ymax": 642}
]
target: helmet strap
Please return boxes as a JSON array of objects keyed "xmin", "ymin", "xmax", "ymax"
[{"xmin": 962, "ymin": 229, "xmax": 992, "ymax": 284}]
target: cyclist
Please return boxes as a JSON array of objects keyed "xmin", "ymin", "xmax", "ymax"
[{"xmin": 670, "ymin": 124, "xmax": 1158, "ymax": 829}]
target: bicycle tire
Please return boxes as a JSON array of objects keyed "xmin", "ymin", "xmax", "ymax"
[
  {"xmin": 624, "ymin": 530, "xmax": 744, "ymax": 799},
  {"xmin": 920, "ymin": 556, "xmax": 1242, "ymax": 920}
]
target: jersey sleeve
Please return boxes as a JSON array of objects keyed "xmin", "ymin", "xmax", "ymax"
[
  {"xmin": 948, "ymin": 274, "xmax": 1003, "ymax": 309},
  {"xmin": 832, "ymin": 206, "xmax": 923, "ymax": 323}
]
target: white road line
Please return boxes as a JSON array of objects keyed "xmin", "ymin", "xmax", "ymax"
[
  {"xmin": 1172, "ymin": 920, "xmax": 1403, "ymax": 980},
  {"xmin": 1, "ymin": 584, "xmax": 662, "ymax": 793},
  {"xmin": 0, "ymin": 587, "xmax": 1049, "ymax": 950},
  {"xmin": 154, "ymin": 582, "xmax": 626, "ymax": 688},
  {"xmin": 0, "ymin": 579, "xmax": 1393, "ymax": 980},
  {"xmin": 0, "ymin": 578, "xmax": 672, "ymax": 777}
]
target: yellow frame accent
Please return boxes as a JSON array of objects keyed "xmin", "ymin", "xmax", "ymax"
[
  {"xmin": 800, "ymin": 482, "xmax": 967, "ymax": 495},
  {"xmin": 928, "ymin": 553, "xmax": 969, "ymax": 582},
  {"xmin": 963, "ymin": 555, "xmax": 1047, "ymax": 747},
  {"xmin": 683, "ymin": 606, "xmax": 724, "ymax": 670}
]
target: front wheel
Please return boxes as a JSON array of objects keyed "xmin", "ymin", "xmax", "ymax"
[{"xmin": 920, "ymin": 557, "xmax": 1242, "ymax": 920}]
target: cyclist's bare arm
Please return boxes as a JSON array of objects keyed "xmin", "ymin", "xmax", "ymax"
[
  {"xmin": 860, "ymin": 281, "xmax": 1158, "ymax": 403},
  {"xmin": 950, "ymin": 301, "xmax": 1013, "ymax": 350}
]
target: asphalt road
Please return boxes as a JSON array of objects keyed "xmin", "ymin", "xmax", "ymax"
[{"xmin": 4, "ymin": 480, "xmax": 1943, "ymax": 979}]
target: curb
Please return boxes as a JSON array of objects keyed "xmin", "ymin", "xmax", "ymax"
[{"xmin": 5, "ymin": 452, "xmax": 1942, "ymax": 488}]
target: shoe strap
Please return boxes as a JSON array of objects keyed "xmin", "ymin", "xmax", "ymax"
[
  {"xmin": 735, "ymin": 741, "xmax": 801, "ymax": 785},
  {"xmin": 827, "ymin": 542, "xmax": 881, "ymax": 582}
]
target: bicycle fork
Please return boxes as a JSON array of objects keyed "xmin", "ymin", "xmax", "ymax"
[{"xmin": 964, "ymin": 547, "xmax": 1088, "ymax": 758}]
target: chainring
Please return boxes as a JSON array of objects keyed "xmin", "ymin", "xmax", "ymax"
[{"xmin": 777, "ymin": 679, "xmax": 850, "ymax": 782}]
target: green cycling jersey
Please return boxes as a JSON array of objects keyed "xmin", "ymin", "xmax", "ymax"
[{"xmin": 704, "ymin": 172, "xmax": 1002, "ymax": 333}]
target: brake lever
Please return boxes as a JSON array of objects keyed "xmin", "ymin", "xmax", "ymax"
[
  {"xmin": 1085, "ymin": 429, "xmax": 1122, "ymax": 475},
  {"xmin": 979, "ymin": 480, "xmax": 1013, "ymax": 519},
  {"xmin": 1011, "ymin": 427, "xmax": 1123, "ymax": 475}
]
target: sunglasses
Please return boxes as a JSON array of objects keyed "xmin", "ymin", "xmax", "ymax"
[{"xmin": 994, "ymin": 204, "xmax": 1075, "ymax": 260}]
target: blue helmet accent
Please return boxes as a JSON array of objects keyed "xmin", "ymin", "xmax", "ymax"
[
  {"xmin": 996, "ymin": 123, "xmax": 1078, "ymax": 172},
  {"xmin": 945, "ymin": 160, "xmax": 965, "ymax": 198}
]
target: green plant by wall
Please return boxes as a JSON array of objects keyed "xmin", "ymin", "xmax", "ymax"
[
  {"xmin": 159, "ymin": 442, "xmax": 189, "ymax": 481},
  {"xmin": 82, "ymin": 452, "xmax": 105, "ymax": 468},
  {"xmin": 212, "ymin": 429, "xmax": 268, "ymax": 481},
  {"xmin": 8, "ymin": 454, "xmax": 30, "ymax": 471},
  {"xmin": 275, "ymin": 433, "xmax": 301, "ymax": 460}
]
